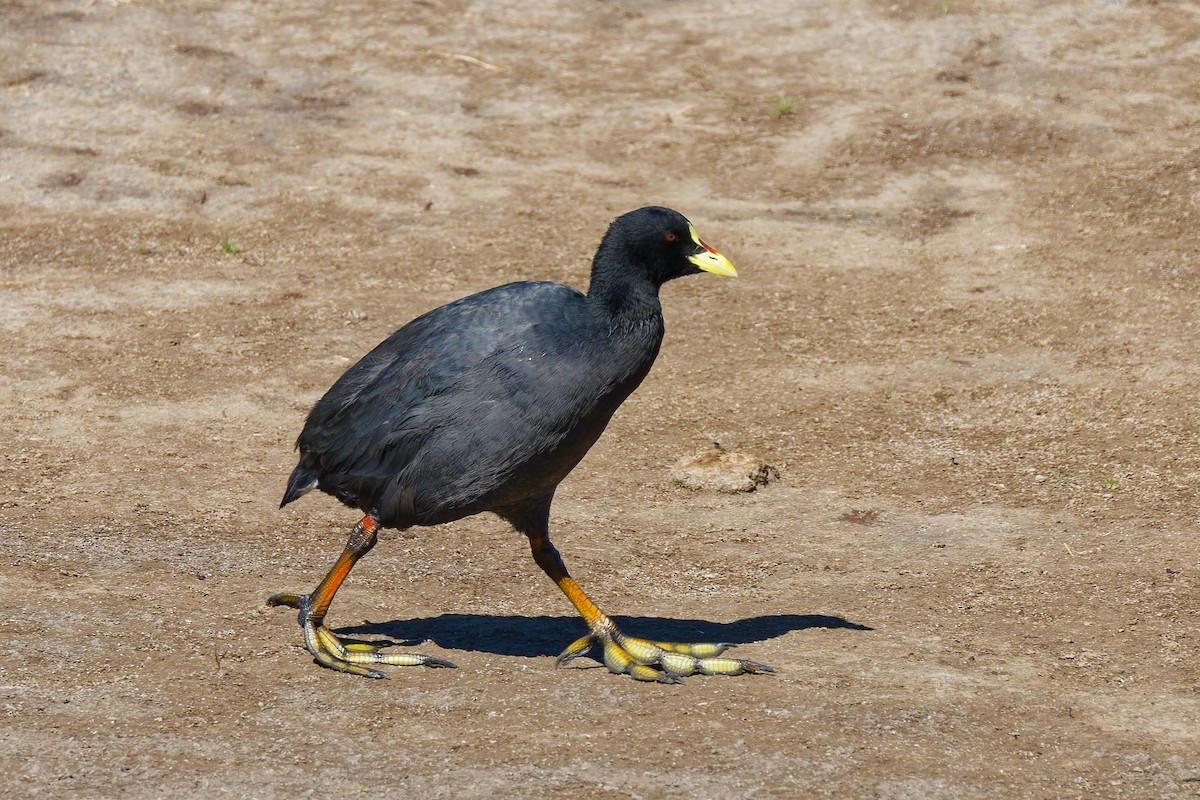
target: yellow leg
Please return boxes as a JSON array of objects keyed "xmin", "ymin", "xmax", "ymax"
[
  {"xmin": 528, "ymin": 532, "xmax": 772, "ymax": 683},
  {"xmin": 269, "ymin": 514, "xmax": 455, "ymax": 678}
]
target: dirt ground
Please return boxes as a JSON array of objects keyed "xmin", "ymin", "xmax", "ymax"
[{"xmin": 2, "ymin": 0, "xmax": 1198, "ymax": 797}]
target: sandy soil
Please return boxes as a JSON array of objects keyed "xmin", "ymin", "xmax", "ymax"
[{"xmin": 1, "ymin": 1, "xmax": 1198, "ymax": 797}]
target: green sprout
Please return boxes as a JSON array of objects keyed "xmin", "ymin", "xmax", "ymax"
[{"xmin": 776, "ymin": 92, "xmax": 795, "ymax": 118}]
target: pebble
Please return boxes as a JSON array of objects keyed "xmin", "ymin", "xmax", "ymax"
[{"xmin": 670, "ymin": 448, "xmax": 777, "ymax": 493}]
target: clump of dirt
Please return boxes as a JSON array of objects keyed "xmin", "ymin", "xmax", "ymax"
[{"xmin": 670, "ymin": 447, "xmax": 777, "ymax": 493}]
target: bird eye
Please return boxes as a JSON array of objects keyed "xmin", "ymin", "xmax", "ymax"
[{"xmin": 665, "ymin": 232, "xmax": 677, "ymax": 242}]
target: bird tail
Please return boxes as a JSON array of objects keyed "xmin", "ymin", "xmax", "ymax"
[{"xmin": 280, "ymin": 462, "xmax": 319, "ymax": 508}]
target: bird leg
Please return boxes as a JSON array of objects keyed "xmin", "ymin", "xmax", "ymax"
[
  {"xmin": 268, "ymin": 514, "xmax": 455, "ymax": 678},
  {"xmin": 528, "ymin": 532, "xmax": 773, "ymax": 683}
]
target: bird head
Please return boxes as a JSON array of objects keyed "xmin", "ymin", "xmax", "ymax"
[{"xmin": 602, "ymin": 206, "xmax": 737, "ymax": 286}]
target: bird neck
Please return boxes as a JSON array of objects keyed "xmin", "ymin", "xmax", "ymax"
[{"xmin": 585, "ymin": 247, "xmax": 664, "ymax": 326}]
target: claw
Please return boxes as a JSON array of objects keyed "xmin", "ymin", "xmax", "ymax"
[
  {"xmin": 657, "ymin": 641, "xmax": 732, "ymax": 659},
  {"xmin": 601, "ymin": 639, "xmax": 635, "ymax": 674},
  {"xmin": 633, "ymin": 664, "xmax": 679, "ymax": 683},
  {"xmin": 557, "ymin": 624, "xmax": 772, "ymax": 682},
  {"xmin": 269, "ymin": 591, "xmax": 455, "ymax": 677},
  {"xmin": 555, "ymin": 634, "xmax": 596, "ymax": 667},
  {"xmin": 696, "ymin": 656, "xmax": 774, "ymax": 676},
  {"xmin": 614, "ymin": 634, "xmax": 663, "ymax": 665},
  {"xmin": 596, "ymin": 640, "xmax": 678, "ymax": 682},
  {"xmin": 266, "ymin": 593, "xmax": 303, "ymax": 609},
  {"xmin": 659, "ymin": 651, "xmax": 698, "ymax": 677}
]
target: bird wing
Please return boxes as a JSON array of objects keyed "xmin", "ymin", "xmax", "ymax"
[{"xmin": 294, "ymin": 281, "xmax": 598, "ymax": 515}]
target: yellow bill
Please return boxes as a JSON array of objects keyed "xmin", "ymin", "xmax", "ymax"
[{"xmin": 685, "ymin": 221, "xmax": 738, "ymax": 277}]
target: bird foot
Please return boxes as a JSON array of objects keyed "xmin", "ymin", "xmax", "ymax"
[
  {"xmin": 555, "ymin": 626, "xmax": 773, "ymax": 683},
  {"xmin": 267, "ymin": 592, "xmax": 456, "ymax": 678}
]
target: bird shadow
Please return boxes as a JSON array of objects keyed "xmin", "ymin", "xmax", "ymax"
[{"xmin": 337, "ymin": 613, "xmax": 871, "ymax": 659}]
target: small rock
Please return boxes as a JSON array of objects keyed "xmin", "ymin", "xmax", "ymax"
[{"xmin": 670, "ymin": 448, "xmax": 777, "ymax": 493}]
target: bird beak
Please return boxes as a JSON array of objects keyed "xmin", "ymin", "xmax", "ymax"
[{"xmin": 685, "ymin": 222, "xmax": 738, "ymax": 277}]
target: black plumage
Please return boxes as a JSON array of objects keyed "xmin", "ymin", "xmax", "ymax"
[
  {"xmin": 269, "ymin": 206, "xmax": 771, "ymax": 682},
  {"xmin": 281, "ymin": 279, "xmax": 658, "ymax": 527}
]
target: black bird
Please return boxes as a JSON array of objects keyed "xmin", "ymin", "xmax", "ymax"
[{"xmin": 269, "ymin": 206, "xmax": 772, "ymax": 682}]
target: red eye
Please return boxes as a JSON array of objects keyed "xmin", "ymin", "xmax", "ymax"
[{"xmin": 665, "ymin": 232, "xmax": 677, "ymax": 242}]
